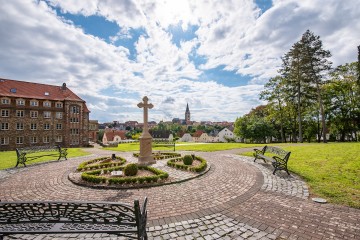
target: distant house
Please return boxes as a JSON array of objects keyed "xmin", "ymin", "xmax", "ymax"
[
  {"xmin": 150, "ymin": 130, "xmax": 173, "ymax": 141},
  {"xmin": 180, "ymin": 133, "xmax": 193, "ymax": 142},
  {"xmin": 192, "ymin": 130, "xmax": 204, "ymax": 142},
  {"xmin": 102, "ymin": 130, "xmax": 127, "ymax": 144},
  {"xmin": 217, "ymin": 128, "xmax": 235, "ymax": 142},
  {"xmin": 88, "ymin": 120, "xmax": 99, "ymax": 143}
]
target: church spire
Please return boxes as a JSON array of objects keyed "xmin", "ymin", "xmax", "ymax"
[{"xmin": 185, "ymin": 103, "xmax": 190, "ymax": 122}]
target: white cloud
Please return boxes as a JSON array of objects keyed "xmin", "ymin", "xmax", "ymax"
[{"xmin": 0, "ymin": 0, "xmax": 359, "ymax": 123}]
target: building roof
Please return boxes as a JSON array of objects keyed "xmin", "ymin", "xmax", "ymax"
[
  {"xmin": 104, "ymin": 130, "xmax": 127, "ymax": 141},
  {"xmin": 0, "ymin": 78, "xmax": 85, "ymax": 102},
  {"xmin": 192, "ymin": 130, "xmax": 204, "ymax": 137}
]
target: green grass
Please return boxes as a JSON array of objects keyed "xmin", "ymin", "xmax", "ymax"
[
  {"xmin": 242, "ymin": 142, "xmax": 360, "ymax": 208},
  {"xmin": 0, "ymin": 148, "xmax": 90, "ymax": 170},
  {"xmin": 105, "ymin": 142, "xmax": 261, "ymax": 152}
]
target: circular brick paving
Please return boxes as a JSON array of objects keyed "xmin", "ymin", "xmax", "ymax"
[{"xmin": 1, "ymin": 148, "xmax": 360, "ymax": 239}]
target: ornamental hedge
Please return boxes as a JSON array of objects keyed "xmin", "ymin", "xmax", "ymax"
[
  {"xmin": 167, "ymin": 156, "xmax": 207, "ymax": 172},
  {"xmin": 77, "ymin": 156, "xmax": 126, "ymax": 172},
  {"xmin": 133, "ymin": 152, "xmax": 181, "ymax": 160},
  {"xmin": 81, "ymin": 165, "xmax": 169, "ymax": 185}
]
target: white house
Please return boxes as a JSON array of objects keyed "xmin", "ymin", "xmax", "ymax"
[
  {"xmin": 180, "ymin": 133, "xmax": 193, "ymax": 142},
  {"xmin": 217, "ymin": 128, "xmax": 235, "ymax": 142}
]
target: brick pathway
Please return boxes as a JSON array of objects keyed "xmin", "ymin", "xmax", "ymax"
[{"xmin": 0, "ymin": 148, "xmax": 359, "ymax": 239}]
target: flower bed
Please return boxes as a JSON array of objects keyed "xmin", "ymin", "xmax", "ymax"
[
  {"xmin": 133, "ymin": 152, "xmax": 181, "ymax": 160},
  {"xmin": 77, "ymin": 156, "xmax": 126, "ymax": 172},
  {"xmin": 81, "ymin": 165, "xmax": 169, "ymax": 185},
  {"xmin": 167, "ymin": 156, "xmax": 207, "ymax": 172}
]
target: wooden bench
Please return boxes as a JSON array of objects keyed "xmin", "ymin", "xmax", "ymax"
[
  {"xmin": 253, "ymin": 146, "xmax": 291, "ymax": 175},
  {"xmin": 15, "ymin": 145, "xmax": 67, "ymax": 167},
  {"xmin": 152, "ymin": 141, "xmax": 176, "ymax": 151},
  {"xmin": 0, "ymin": 198, "xmax": 148, "ymax": 240}
]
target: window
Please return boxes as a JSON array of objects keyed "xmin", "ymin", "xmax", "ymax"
[
  {"xmin": 16, "ymin": 136, "xmax": 24, "ymax": 144},
  {"xmin": 1, "ymin": 109, "xmax": 9, "ymax": 117},
  {"xmin": 70, "ymin": 129, "xmax": 79, "ymax": 135},
  {"xmin": 56, "ymin": 102, "xmax": 63, "ymax": 108},
  {"xmin": 56, "ymin": 123, "xmax": 62, "ymax": 130},
  {"xmin": 71, "ymin": 106, "xmax": 80, "ymax": 114},
  {"xmin": 44, "ymin": 123, "xmax": 50, "ymax": 130},
  {"xmin": 16, "ymin": 122, "xmax": 24, "ymax": 130},
  {"xmin": 1, "ymin": 122, "xmax": 9, "ymax": 130},
  {"xmin": 55, "ymin": 135, "xmax": 62, "ymax": 142},
  {"xmin": 30, "ymin": 100, "xmax": 39, "ymax": 106},
  {"xmin": 30, "ymin": 111, "xmax": 38, "ymax": 118},
  {"xmin": 16, "ymin": 99, "xmax": 25, "ymax": 106},
  {"xmin": 70, "ymin": 117, "xmax": 79, "ymax": 123},
  {"xmin": 43, "ymin": 136, "xmax": 50, "ymax": 143},
  {"xmin": 43, "ymin": 111, "xmax": 51, "ymax": 118},
  {"xmin": 56, "ymin": 112, "xmax": 63, "ymax": 119},
  {"xmin": 30, "ymin": 123, "xmax": 37, "ymax": 130},
  {"xmin": 0, "ymin": 137, "xmax": 9, "ymax": 145},
  {"xmin": 30, "ymin": 136, "xmax": 38, "ymax": 144},
  {"xmin": 16, "ymin": 110, "xmax": 24, "ymax": 117},
  {"xmin": 1, "ymin": 98, "xmax": 10, "ymax": 104},
  {"xmin": 43, "ymin": 101, "xmax": 51, "ymax": 107},
  {"xmin": 71, "ymin": 139, "xmax": 79, "ymax": 145}
]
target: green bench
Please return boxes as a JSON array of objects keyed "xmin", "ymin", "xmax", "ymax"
[
  {"xmin": 15, "ymin": 145, "xmax": 67, "ymax": 167},
  {"xmin": 253, "ymin": 145, "xmax": 291, "ymax": 175}
]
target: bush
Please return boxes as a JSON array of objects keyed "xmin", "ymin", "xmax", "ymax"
[
  {"xmin": 183, "ymin": 155, "xmax": 193, "ymax": 165},
  {"xmin": 124, "ymin": 163, "xmax": 138, "ymax": 176}
]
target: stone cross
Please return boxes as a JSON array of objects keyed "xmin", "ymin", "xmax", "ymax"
[
  {"xmin": 137, "ymin": 96, "xmax": 155, "ymax": 165},
  {"xmin": 137, "ymin": 96, "xmax": 153, "ymax": 134}
]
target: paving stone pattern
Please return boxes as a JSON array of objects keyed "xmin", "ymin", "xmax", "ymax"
[{"xmin": 0, "ymin": 148, "xmax": 359, "ymax": 239}]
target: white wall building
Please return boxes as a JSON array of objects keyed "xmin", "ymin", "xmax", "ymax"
[{"xmin": 217, "ymin": 128, "xmax": 235, "ymax": 142}]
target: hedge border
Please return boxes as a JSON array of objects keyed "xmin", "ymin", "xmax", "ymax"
[
  {"xmin": 77, "ymin": 156, "xmax": 126, "ymax": 172},
  {"xmin": 81, "ymin": 165, "xmax": 169, "ymax": 185},
  {"xmin": 167, "ymin": 156, "xmax": 207, "ymax": 172},
  {"xmin": 133, "ymin": 152, "xmax": 181, "ymax": 160}
]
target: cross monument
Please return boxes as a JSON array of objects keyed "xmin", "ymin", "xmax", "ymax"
[{"xmin": 137, "ymin": 96, "xmax": 155, "ymax": 165}]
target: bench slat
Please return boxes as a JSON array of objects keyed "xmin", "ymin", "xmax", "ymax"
[{"xmin": 0, "ymin": 199, "xmax": 148, "ymax": 240}]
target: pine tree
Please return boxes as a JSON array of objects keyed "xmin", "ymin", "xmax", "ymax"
[{"xmin": 300, "ymin": 30, "xmax": 332, "ymax": 143}]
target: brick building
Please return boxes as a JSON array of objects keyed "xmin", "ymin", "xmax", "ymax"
[{"xmin": 0, "ymin": 78, "xmax": 90, "ymax": 150}]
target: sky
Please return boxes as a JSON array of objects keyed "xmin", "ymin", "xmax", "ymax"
[{"xmin": 0, "ymin": 0, "xmax": 359, "ymax": 123}]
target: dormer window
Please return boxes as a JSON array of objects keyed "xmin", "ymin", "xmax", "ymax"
[
  {"xmin": 43, "ymin": 101, "xmax": 51, "ymax": 107},
  {"xmin": 1, "ymin": 98, "xmax": 10, "ymax": 104},
  {"xmin": 10, "ymin": 88, "xmax": 17, "ymax": 93},
  {"xmin": 30, "ymin": 100, "xmax": 39, "ymax": 106},
  {"xmin": 45, "ymin": 92, "xmax": 49, "ymax": 96},
  {"xmin": 16, "ymin": 99, "xmax": 25, "ymax": 106}
]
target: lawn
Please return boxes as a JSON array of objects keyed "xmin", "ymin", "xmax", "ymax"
[
  {"xmin": 105, "ymin": 142, "xmax": 261, "ymax": 152},
  {"xmin": 242, "ymin": 142, "xmax": 360, "ymax": 209},
  {"xmin": 0, "ymin": 148, "xmax": 90, "ymax": 170}
]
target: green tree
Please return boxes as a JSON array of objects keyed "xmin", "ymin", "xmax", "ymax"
[
  {"xmin": 279, "ymin": 30, "xmax": 331, "ymax": 142},
  {"xmin": 300, "ymin": 30, "xmax": 332, "ymax": 142},
  {"xmin": 325, "ymin": 62, "xmax": 360, "ymax": 141},
  {"xmin": 234, "ymin": 106, "xmax": 275, "ymax": 143}
]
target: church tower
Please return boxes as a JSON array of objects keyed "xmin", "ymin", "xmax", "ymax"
[{"xmin": 185, "ymin": 103, "xmax": 190, "ymax": 122}]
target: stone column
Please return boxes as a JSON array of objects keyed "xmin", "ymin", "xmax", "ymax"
[{"xmin": 137, "ymin": 96, "xmax": 155, "ymax": 165}]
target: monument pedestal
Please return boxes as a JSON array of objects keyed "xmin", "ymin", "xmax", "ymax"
[{"xmin": 138, "ymin": 135, "xmax": 155, "ymax": 165}]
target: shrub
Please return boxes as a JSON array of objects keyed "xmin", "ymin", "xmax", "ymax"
[
  {"xmin": 124, "ymin": 163, "xmax": 138, "ymax": 176},
  {"xmin": 183, "ymin": 155, "xmax": 193, "ymax": 165}
]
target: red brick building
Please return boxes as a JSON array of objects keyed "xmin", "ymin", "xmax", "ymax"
[{"xmin": 0, "ymin": 78, "xmax": 90, "ymax": 150}]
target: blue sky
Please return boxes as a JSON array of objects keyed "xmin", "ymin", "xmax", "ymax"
[{"xmin": 0, "ymin": 0, "xmax": 359, "ymax": 123}]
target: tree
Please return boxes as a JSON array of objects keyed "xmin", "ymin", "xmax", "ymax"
[
  {"xmin": 299, "ymin": 30, "xmax": 332, "ymax": 143},
  {"xmin": 279, "ymin": 30, "xmax": 332, "ymax": 142},
  {"xmin": 325, "ymin": 62, "xmax": 360, "ymax": 141},
  {"xmin": 234, "ymin": 106, "xmax": 275, "ymax": 143},
  {"xmin": 260, "ymin": 76, "xmax": 286, "ymax": 142}
]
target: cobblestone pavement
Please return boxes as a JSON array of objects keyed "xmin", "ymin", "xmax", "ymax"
[{"xmin": 1, "ymin": 148, "xmax": 359, "ymax": 239}]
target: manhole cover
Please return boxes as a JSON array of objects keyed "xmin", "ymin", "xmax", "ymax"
[{"xmin": 312, "ymin": 197, "xmax": 327, "ymax": 203}]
